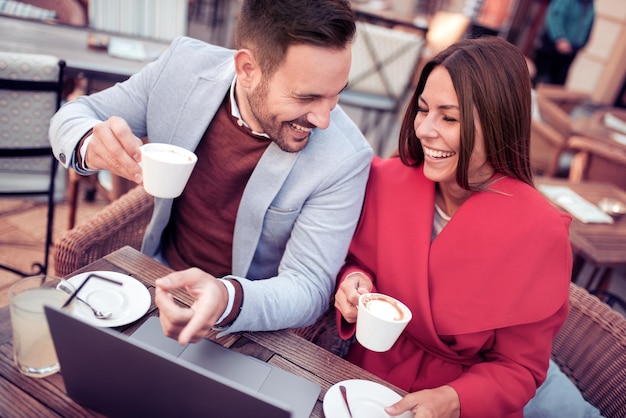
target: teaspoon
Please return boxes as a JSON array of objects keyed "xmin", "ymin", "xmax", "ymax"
[
  {"xmin": 57, "ymin": 281, "xmax": 113, "ymax": 320},
  {"xmin": 339, "ymin": 385, "xmax": 353, "ymax": 418}
]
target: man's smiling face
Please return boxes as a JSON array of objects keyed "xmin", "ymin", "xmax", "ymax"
[{"xmin": 244, "ymin": 43, "xmax": 351, "ymax": 153}]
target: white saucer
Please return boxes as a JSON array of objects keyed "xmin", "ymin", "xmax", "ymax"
[
  {"xmin": 323, "ymin": 379, "xmax": 413, "ymax": 418},
  {"xmin": 65, "ymin": 271, "xmax": 151, "ymax": 328}
]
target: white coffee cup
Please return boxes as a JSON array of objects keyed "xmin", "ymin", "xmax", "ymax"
[
  {"xmin": 140, "ymin": 143, "xmax": 197, "ymax": 198},
  {"xmin": 356, "ymin": 293, "xmax": 412, "ymax": 352}
]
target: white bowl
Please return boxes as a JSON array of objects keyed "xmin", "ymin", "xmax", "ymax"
[{"xmin": 598, "ymin": 198, "xmax": 626, "ymax": 220}]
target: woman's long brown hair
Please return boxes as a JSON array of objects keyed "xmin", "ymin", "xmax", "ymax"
[{"xmin": 398, "ymin": 37, "xmax": 534, "ymax": 189}]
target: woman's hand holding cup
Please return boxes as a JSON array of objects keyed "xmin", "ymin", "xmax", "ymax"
[{"xmin": 335, "ymin": 271, "xmax": 372, "ymax": 323}]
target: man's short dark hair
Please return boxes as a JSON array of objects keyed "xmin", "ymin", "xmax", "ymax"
[{"xmin": 235, "ymin": 0, "xmax": 356, "ymax": 76}]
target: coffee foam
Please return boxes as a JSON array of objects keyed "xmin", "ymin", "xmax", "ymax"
[
  {"xmin": 146, "ymin": 149, "xmax": 193, "ymax": 163},
  {"xmin": 363, "ymin": 296, "xmax": 406, "ymax": 321}
]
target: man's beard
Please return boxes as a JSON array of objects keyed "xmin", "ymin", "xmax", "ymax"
[{"xmin": 247, "ymin": 80, "xmax": 311, "ymax": 153}]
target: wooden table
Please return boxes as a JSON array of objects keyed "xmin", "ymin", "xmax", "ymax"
[
  {"xmin": 0, "ymin": 246, "xmax": 406, "ymax": 418},
  {"xmin": 535, "ymin": 177, "xmax": 626, "ymax": 290},
  {"xmin": 0, "ymin": 15, "xmax": 170, "ymax": 84},
  {"xmin": 571, "ymin": 108, "xmax": 626, "ymax": 151}
]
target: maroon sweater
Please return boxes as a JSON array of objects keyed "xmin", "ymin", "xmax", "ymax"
[{"xmin": 162, "ymin": 94, "xmax": 270, "ymax": 276}]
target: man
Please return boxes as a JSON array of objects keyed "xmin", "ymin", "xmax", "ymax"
[{"xmin": 50, "ymin": 0, "xmax": 372, "ymax": 344}]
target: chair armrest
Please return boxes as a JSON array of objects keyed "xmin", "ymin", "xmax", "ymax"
[
  {"xmin": 536, "ymin": 84, "xmax": 591, "ymax": 113},
  {"xmin": 53, "ymin": 186, "xmax": 154, "ymax": 277},
  {"xmin": 568, "ymin": 136, "xmax": 626, "ymax": 164},
  {"xmin": 552, "ymin": 283, "xmax": 626, "ymax": 418},
  {"xmin": 567, "ymin": 136, "xmax": 626, "ymax": 189}
]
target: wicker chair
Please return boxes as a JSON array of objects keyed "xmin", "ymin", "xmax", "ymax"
[
  {"xmin": 52, "ymin": 189, "xmax": 626, "ymax": 417},
  {"xmin": 53, "ymin": 185, "xmax": 153, "ymax": 277},
  {"xmin": 552, "ymin": 283, "xmax": 626, "ymax": 418}
]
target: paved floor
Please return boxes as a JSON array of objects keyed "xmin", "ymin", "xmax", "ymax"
[{"xmin": 0, "ymin": 177, "xmax": 108, "ymax": 307}]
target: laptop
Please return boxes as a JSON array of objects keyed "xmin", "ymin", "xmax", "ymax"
[{"xmin": 45, "ymin": 307, "xmax": 321, "ymax": 418}]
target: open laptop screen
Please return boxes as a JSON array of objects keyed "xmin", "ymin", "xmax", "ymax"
[{"xmin": 46, "ymin": 307, "xmax": 319, "ymax": 418}]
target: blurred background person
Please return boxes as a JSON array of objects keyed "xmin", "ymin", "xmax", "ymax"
[
  {"xmin": 468, "ymin": 0, "xmax": 515, "ymax": 38},
  {"xmin": 533, "ymin": 0, "xmax": 595, "ymax": 86}
]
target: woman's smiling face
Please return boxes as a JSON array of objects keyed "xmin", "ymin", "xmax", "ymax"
[{"xmin": 414, "ymin": 66, "xmax": 491, "ymax": 188}]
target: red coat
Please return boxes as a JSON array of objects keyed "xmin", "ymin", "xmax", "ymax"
[{"xmin": 337, "ymin": 158, "xmax": 572, "ymax": 417}]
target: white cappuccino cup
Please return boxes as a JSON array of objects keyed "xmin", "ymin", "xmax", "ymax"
[{"xmin": 356, "ymin": 293, "xmax": 412, "ymax": 352}]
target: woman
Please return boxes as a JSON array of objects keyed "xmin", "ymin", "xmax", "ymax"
[{"xmin": 334, "ymin": 37, "xmax": 573, "ymax": 417}]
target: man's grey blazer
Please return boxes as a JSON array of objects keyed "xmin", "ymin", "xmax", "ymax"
[{"xmin": 50, "ymin": 37, "xmax": 373, "ymax": 333}]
